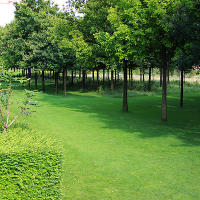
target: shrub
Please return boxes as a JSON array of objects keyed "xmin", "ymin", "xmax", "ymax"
[
  {"xmin": 0, "ymin": 67, "xmax": 38, "ymax": 133},
  {"xmin": 0, "ymin": 128, "xmax": 63, "ymax": 199}
]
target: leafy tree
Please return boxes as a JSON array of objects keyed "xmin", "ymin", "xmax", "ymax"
[
  {"xmin": 168, "ymin": 0, "xmax": 200, "ymax": 107},
  {"xmin": 0, "ymin": 67, "xmax": 37, "ymax": 133},
  {"xmin": 139, "ymin": 0, "xmax": 195, "ymax": 121},
  {"xmin": 49, "ymin": 13, "xmax": 76, "ymax": 95},
  {"xmin": 95, "ymin": 0, "xmax": 145, "ymax": 112},
  {"xmin": 10, "ymin": 0, "xmax": 62, "ymax": 91}
]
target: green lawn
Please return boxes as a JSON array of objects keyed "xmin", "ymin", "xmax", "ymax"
[{"xmin": 18, "ymin": 88, "xmax": 200, "ymax": 200}]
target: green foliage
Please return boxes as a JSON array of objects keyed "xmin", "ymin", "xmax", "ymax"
[
  {"xmin": 0, "ymin": 128, "xmax": 63, "ymax": 199},
  {"xmin": 0, "ymin": 67, "xmax": 37, "ymax": 133},
  {"xmin": 0, "ymin": 0, "xmax": 61, "ymax": 71}
]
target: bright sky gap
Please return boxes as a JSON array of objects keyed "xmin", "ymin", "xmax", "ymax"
[{"xmin": 0, "ymin": 0, "xmax": 67, "ymax": 26}]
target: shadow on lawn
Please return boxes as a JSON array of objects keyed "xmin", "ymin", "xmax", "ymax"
[{"xmin": 36, "ymin": 91, "xmax": 200, "ymax": 147}]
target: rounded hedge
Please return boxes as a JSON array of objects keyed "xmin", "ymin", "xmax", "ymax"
[{"xmin": 0, "ymin": 128, "xmax": 63, "ymax": 200}]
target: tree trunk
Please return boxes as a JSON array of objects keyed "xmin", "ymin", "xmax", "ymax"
[
  {"xmin": 148, "ymin": 67, "xmax": 152, "ymax": 91},
  {"xmin": 117, "ymin": 70, "xmax": 120, "ymax": 81},
  {"xmin": 162, "ymin": 64, "xmax": 167, "ymax": 122},
  {"xmin": 55, "ymin": 71, "xmax": 58, "ymax": 95},
  {"xmin": 160, "ymin": 68, "xmax": 163, "ymax": 87},
  {"xmin": 129, "ymin": 67, "xmax": 131, "ymax": 81},
  {"xmin": 103, "ymin": 69, "xmax": 105, "ymax": 85},
  {"xmin": 42, "ymin": 70, "xmax": 45, "ymax": 92},
  {"xmin": 107, "ymin": 69, "xmax": 110, "ymax": 80},
  {"xmin": 97, "ymin": 69, "xmax": 99, "ymax": 88},
  {"xmin": 71, "ymin": 70, "xmax": 74, "ymax": 86},
  {"xmin": 123, "ymin": 60, "xmax": 128, "ymax": 112},
  {"xmin": 92, "ymin": 69, "xmax": 95, "ymax": 82},
  {"xmin": 142, "ymin": 68, "xmax": 145, "ymax": 82},
  {"xmin": 140, "ymin": 68, "xmax": 142, "ymax": 82},
  {"xmin": 82, "ymin": 70, "xmax": 86, "ymax": 90},
  {"xmin": 111, "ymin": 70, "xmax": 114, "ymax": 92},
  {"xmin": 130, "ymin": 67, "xmax": 133, "ymax": 89},
  {"xmin": 79, "ymin": 69, "xmax": 81, "ymax": 79},
  {"xmin": 28, "ymin": 68, "xmax": 31, "ymax": 89},
  {"xmin": 167, "ymin": 69, "xmax": 170, "ymax": 84},
  {"xmin": 22, "ymin": 69, "xmax": 25, "ymax": 77},
  {"xmin": 114, "ymin": 69, "xmax": 117, "ymax": 85},
  {"xmin": 180, "ymin": 69, "xmax": 184, "ymax": 107},
  {"xmin": 34, "ymin": 71, "xmax": 38, "ymax": 90},
  {"xmin": 184, "ymin": 71, "xmax": 186, "ymax": 83},
  {"xmin": 63, "ymin": 68, "xmax": 67, "ymax": 96},
  {"xmin": 47, "ymin": 71, "xmax": 49, "ymax": 79},
  {"xmin": 152, "ymin": 68, "xmax": 154, "ymax": 81}
]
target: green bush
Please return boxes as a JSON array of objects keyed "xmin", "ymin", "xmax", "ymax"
[{"xmin": 0, "ymin": 128, "xmax": 63, "ymax": 200}]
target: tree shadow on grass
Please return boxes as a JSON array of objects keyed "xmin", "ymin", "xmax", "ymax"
[{"xmin": 35, "ymin": 91, "xmax": 200, "ymax": 147}]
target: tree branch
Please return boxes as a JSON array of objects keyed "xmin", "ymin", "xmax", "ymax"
[{"xmin": 7, "ymin": 110, "xmax": 24, "ymax": 129}]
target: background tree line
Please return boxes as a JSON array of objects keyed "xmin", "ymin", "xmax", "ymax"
[{"xmin": 0, "ymin": 0, "xmax": 199, "ymax": 121}]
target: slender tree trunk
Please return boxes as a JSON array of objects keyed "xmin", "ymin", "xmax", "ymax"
[
  {"xmin": 152, "ymin": 68, "xmax": 154, "ymax": 80},
  {"xmin": 71, "ymin": 70, "xmax": 74, "ymax": 86},
  {"xmin": 129, "ymin": 68, "xmax": 131, "ymax": 81},
  {"xmin": 97, "ymin": 69, "xmax": 99, "ymax": 88},
  {"xmin": 74, "ymin": 70, "xmax": 77, "ymax": 78},
  {"xmin": 117, "ymin": 70, "xmax": 120, "ymax": 81},
  {"xmin": 42, "ymin": 70, "xmax": 45, "ymax": 92},
  {"xmin": 140, "ymin": 68, "xmax": 142, "ymax": 82},
  {"xmin": 148, "ymin": 67, "xmax": 152, "ymax": 91},
  {"xmin": 35, "ymin": 71, "xmax": 38, "ymax": 90},
  {"xmin": 47, "ymin": 71, "xmax": 49, "ymax": 79},
  {"xmin": 111, "ymin": 70, "xmax": 114, "ymax": 92},
  {"xmin": 130, "ymin": 67, "xmax": 133, "ymax": 89},
  {"xmin": 167, "ymin": 69, "xmax": 170, "ymax": 84},
  {"xmin": 28, "ymin": 68, "xmax": 31, "ymax": 89},
  {"xmin": 142, "ymin": 68, "xmax": 145, "ymax": 82},
  {"xmin": 92, "ymin": 69, "xmax": 95, "ymax": 83},
  {"xmin": 114, "ymin": 69, "xmax": 117, "ymax": 85},
  {"xmin": 180, "ymin": 69, "xmax": 184, "ymax": 107},
  {"xmin": 79, "ymin": 69, "xmax": 81, "ymax": 79},
  {"xmin": 22, "ymin": 69, "xmax": 25, "ymax": 77},
  {"xmin": 82, "ymin": 70, "xmax": 86, "ymax": 90},
  {"xmin": 162, "ymin": 64, "xmax": 167, "ymax": 122},
  {"xmin": 103, "ymin": 69, "xmax": 105, "ymax": 85},
  {"xmin": 160, "ymin": 68, "xmax": 163, "ymax": 87},
  {"xmin": 123, "ymin": 60, "xmax": 128, "ymax": 112},
  {"xmin": 184, "ymin": 71, "xmax": 186, "ymax": 83},
  {"xmin": 55, "ymin": 71, "xmax": 58, "ymax": 95},
  {"xmin": 107, "ymin": 69, "xmax": 110, "ymax": 80},
  {"xmin": 63, "ymin": 68, "xmax": 67, "ymax": 96}
]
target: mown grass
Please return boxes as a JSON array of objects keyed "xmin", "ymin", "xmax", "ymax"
[{"xmin": 12, "ymin": 80, "xmax": 200, "ymax": 200}]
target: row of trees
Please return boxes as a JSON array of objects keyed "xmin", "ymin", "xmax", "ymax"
[{"xmin": 0, "ymin": 0, "xmax": 199, "ymax": 121}]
